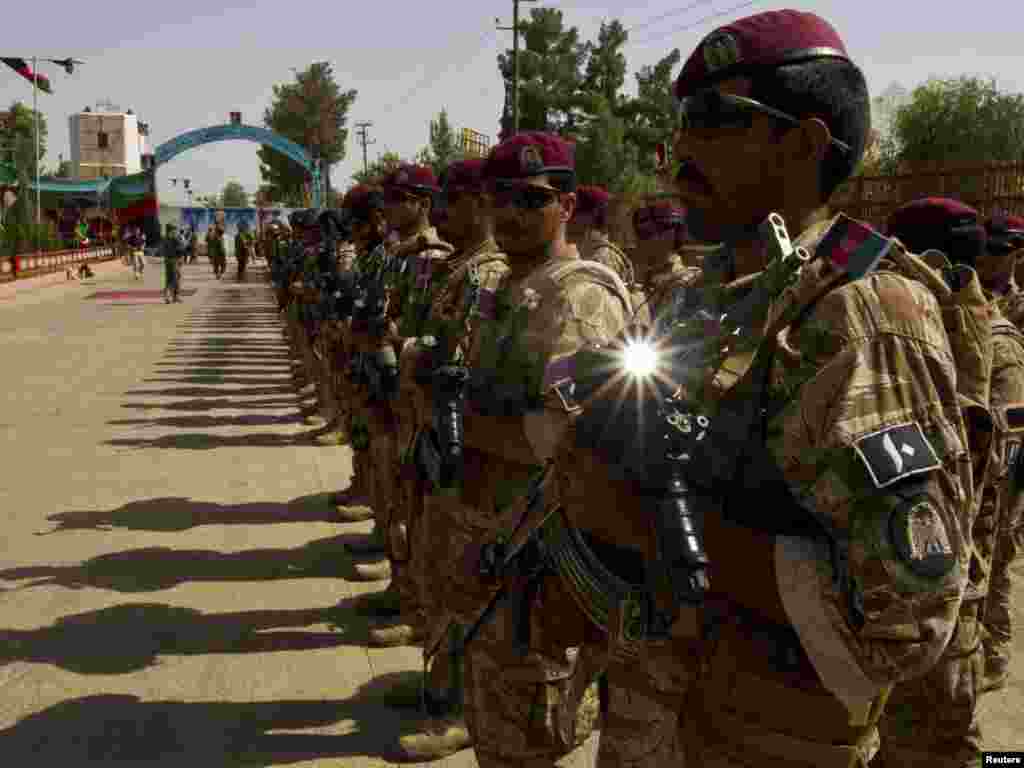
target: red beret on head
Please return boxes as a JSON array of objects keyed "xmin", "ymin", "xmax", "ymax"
[
  {"xmin": 574, "ymin": 185, "xmax": 610, "ymax": 215},
  {"xmin": 484, "ymin": 131, "xmax": 575, "ymax": 182},
  {"xmin": 383, "ymin": 164, "xmax": 440, "ymax": 195},
  {"xmin": 443, "ymin": 158, "xmax": 487, "ymax": 191},
  {"xmin": 887, "ymin": 197, "xmax": 986, "ymax": 260},
  {"xmin": 674, "ymin": 9, "xmax": 850, "ymax": 100},
  {"xmin": 342, "ymin": 184, "xmax": 384, "ymax": 219},
  {"xmin": 985, "ymin": 213, "xmax": 1024, "ymax": 253},
  {"xmin": 633, "ymin": 201, "xmax": 687, "ymax": 240},
  {"xmin": 887, "ymin": 197, "xmax": 979, "ymax": 238}
]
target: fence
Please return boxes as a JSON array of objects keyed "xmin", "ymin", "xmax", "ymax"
[
  {"xmin": 606, "ymin": 162, "xmax": 1024, "ymax": 248},
  {"xmin": 0, "ymin": 245, "xmax": 118, "ymax": 283},
  {"xmin": 833, "ymin": 162, "xmax": 1024, "ymax": 229}
]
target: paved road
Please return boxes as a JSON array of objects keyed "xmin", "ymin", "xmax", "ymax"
[
  {"xmin": 0, "ymin": 254, "xmax": 1018, "ymax": 765},
  {"xmin": 0, "ymin": 257, "xmax": 498, "ymax": 766}
]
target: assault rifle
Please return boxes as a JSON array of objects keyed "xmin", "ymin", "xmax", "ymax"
[
  {"xmin": 453, "ymin": 212, "xmax": 889, "ymax": 656},
  {"xmin": 350, "ymin": 241, "xmax": 399, "ymax": 401}
]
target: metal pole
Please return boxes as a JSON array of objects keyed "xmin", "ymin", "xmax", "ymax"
[
  {"xmin": 33, "ymin": 55, "xmax": 40, "ymax": 250},
  {"xmin": 512, "ymin": 1, "xmax": 519, "ymax": 135}
]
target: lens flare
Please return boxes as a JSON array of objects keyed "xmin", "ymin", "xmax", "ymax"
[{"xmin": 623, "ymin": 341, "xmax": 658, "ymax": 378}]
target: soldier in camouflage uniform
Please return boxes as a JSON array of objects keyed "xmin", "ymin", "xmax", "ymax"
[
  {"xmin": 469, "ymin": 12, "xmax": 975, "ymax": 768},
  {"xmin": 394, "ymin": 158, "xmax": 509, "ymax": 760},
  {"xmin": 348, "ymin": 165, "xmax": 454, "ymax": 649},
  {"xmin": 872, "ymin": 198, "xmax": 1019, "ymax": 768},
  {"xmin": 568, "ymin": 184, "xmax": 636, "ymax": 286},
  {"xmin": 582, "ymin": 200, "xmax": 702, "ymax": 768},
  {"xmin": 337, "ymin": 186, "xmax": 394, "ymax": 574},
  {"xmin": 444, "ymin": 132, "xmax": 632, "ymax": 768},
  {"xmin": 978, "ymin": 214, "xmax": 1024, "ymax": 693},
  {"xmin": 668, "ymin": 13, "xmax": 976, "ymax": 767}
]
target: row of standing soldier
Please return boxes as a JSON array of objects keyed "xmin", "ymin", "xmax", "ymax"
[{"xmin": 263, "ymin": 8, "xmax": 1023, "ymax": 767}]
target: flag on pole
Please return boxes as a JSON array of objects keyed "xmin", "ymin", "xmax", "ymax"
[{"xmin": 1, "ymin": 58, "xmax": 53, "ymax": 94}]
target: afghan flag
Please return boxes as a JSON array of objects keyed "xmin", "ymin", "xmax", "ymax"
[
  {"xmin": 1, "ymin": 58, "xmax": 52, "ymax": 94},
  {"xmin": 109, "ymin": 171, "xmax": 158, "ymax": 219},
  {"xmin": 817, "ymin": 213, "xmax": 895, "ymax": 279}
]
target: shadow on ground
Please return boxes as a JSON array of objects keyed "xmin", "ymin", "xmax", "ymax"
[
  {"xmin": 0, "ymin": 603, "xmax": 347, "ymax": 675},
  {"xmin": 0, "ymin": 671, "xmax": 436, "ymax": 765},
  {"xmin": 107, "ymin": 413, "xmax": 306, "ymax": 429},
  {"xmin": 142, "ymin": 377, "xmax": 294, "ymax": 386},
  {"xmin": 120, "ymin": 398, "xmax": 303, "ymax": 412},
  {"xmin": 126, "ymin": 386, "xmax": 297, "ymax": 398},
  {"xmin": 0, "ymin": 533, "xmax": 383, "ymax": 593},
  {"xmin": 104, "ymin": 431, "xmax": 316, "ymax": 449},
  {"xmin": 41, "ymin": 493, "xmax": 343, "ymax": 533}
]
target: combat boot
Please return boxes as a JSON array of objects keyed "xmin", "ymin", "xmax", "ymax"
[
  {"xmin": 396, "ymin": 718, "xmax": 473, "ymax": 761},
  {"xmin": 368, "ymin": 619, "xmax": 423, "ymax": 647},
  {"xmin": 345, "ymin": 526, "xmax": 387, "ymax": 555},
  {"xmin": 351, "ymin": 560, "xmax": 392, "ymax": 581},
  {"xmin": 334, "ymin": 503, "xmax": 373, "ymax": 523},
  {"xmin": 981, "ymin": 655, "xmax": 1010, "ymax": 692}
]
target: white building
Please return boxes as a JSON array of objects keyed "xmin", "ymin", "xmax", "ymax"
[{"xmin": 69, "ymin": 106, "xmax": 144, "ymax": 181}]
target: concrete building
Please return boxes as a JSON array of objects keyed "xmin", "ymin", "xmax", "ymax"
[{"xmin": 69, "ymin": 105, "xmax": 146, "ymax": 181}]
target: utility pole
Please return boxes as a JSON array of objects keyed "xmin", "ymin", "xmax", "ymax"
[
  {"xmin": 355, "ymin": 122, "xmax": 374, "ymax": 176},
  {"xmin": 497, "ymin": 0, "xmax": 539, "ymax": 136}
]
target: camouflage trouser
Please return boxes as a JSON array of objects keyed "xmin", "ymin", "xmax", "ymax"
[
  {"xmin": 463, "ymin": 581, "xmax": 602, "ymax": 768},
  {"xmin": 875, "ymin": 599, "xmax": 984, "ymax": 768},
  {"xmin": 390, "ymin": 400, "xmax": 424, "ymax": 627},
  {"xmin": 983, "ymin": 505, "xmax": 1023, "ymax": 674},
  {"xmin": 315, "ymin": 335, "xmax": 339, "ymax": 423},
  {"xmin": 596, "ymin": 646, "xmax": 692, "ymax": 768}
]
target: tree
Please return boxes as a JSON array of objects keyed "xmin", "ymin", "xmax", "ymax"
[
  {"xmin": 619, "ymin": 49, "xmax": 681, "ymax": 178},
  {"xmin": 220, "ymin": 180, "xmax": 249, "ymax": 207},
  {"xmin": 416, "ymin": 108, "xmax": 465, "ymax": 177},
  {"xmin": 1, "ymin": 101, "xmax": 47, "ymax": 183},
  {"xmin": 351, "ymin": 150, "xmax": 405, "ymax": 186},
  {"xmin": 498, "ymin": 8, "xmax": 587, "ymax": 136},
  {"xmin": 259, "ymin": 62, "xmax": 357, "ymax": 207},
  {"xmin": 582, "ymin": 20, "xmax": 629, "ymax": 112},
  {"xmin": 196, "ymin": 194, "xmax": 219, "ymax": 208},
  {"xmin": 887, "ymin": 76, "xmax": 1024, "ymax": 173}
]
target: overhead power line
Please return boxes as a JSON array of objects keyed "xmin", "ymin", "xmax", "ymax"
[
  {"xmin": 625, "ymin": 0, "xmax": 720, "ymax": 35},
  {"xmin": 630, "ymin": 0, "xmax": 762, "ymax": 46}
]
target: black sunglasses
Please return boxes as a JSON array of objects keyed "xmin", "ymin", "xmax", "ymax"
[
  {"xmin": 675, "ymin": 89, "xmax": 852, "ymax": 155},
  {"xmin": 490, "ymin": 181, "xmax": 561, "ymax": 211}
]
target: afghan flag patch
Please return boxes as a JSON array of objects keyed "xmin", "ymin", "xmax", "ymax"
[{"xmin": 816, "ymin": 213, "xmax": 894, "ymax": 279}]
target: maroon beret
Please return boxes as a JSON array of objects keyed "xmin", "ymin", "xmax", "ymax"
[
  {"xmin": 887, "ymin": 197, "xmax": 980, "ymax": 238},
  {"xmin": 985, "ymin": 213, "xmax": 1024, "ymax": 253},
  {"xmin": 674, "ymin": 10, "xmax": 850, "ymax": 101},
  {"xmin": 443, "ymin": 158, "xmax": 487, "ymax": 191},
  {"xmin": 382, "ymin": 164, "xmax": 439, "ymax": 195},
  {"xmin": 574, "ymin": 185, "xmax": 610, "ymax": 215},
  {"xmin": 342, "ymin": 184, "xmax": 384, "ymax": 219},
  {"xmin": 633, "ymin": 201, "xmax": 687, "ymax": 240},
  {"xmin": 484, "ymin": 131, "xmax": 575, "ymax": 182}
]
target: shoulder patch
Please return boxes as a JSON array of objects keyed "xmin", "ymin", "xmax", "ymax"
[
  {"xmin": 853, "ymin": 422, "xmax": 942, "ymax": 489},
  {"xmin": 888, "ymin": 495, "xmax": 957, "ymax": 579}
]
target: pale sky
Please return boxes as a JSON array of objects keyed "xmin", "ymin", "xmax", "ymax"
[{"xmin": 3, "ymin": 1, "xmax": 1021, "ymax": 206}]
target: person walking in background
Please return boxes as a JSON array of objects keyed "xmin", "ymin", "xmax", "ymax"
[
  {"xmin": 161, "ymin": 222, "xmax": 185, "ymax": 303},
  {"xmin": 130, "ymin": 226, "xmax": 146, "ymax": 279}
]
